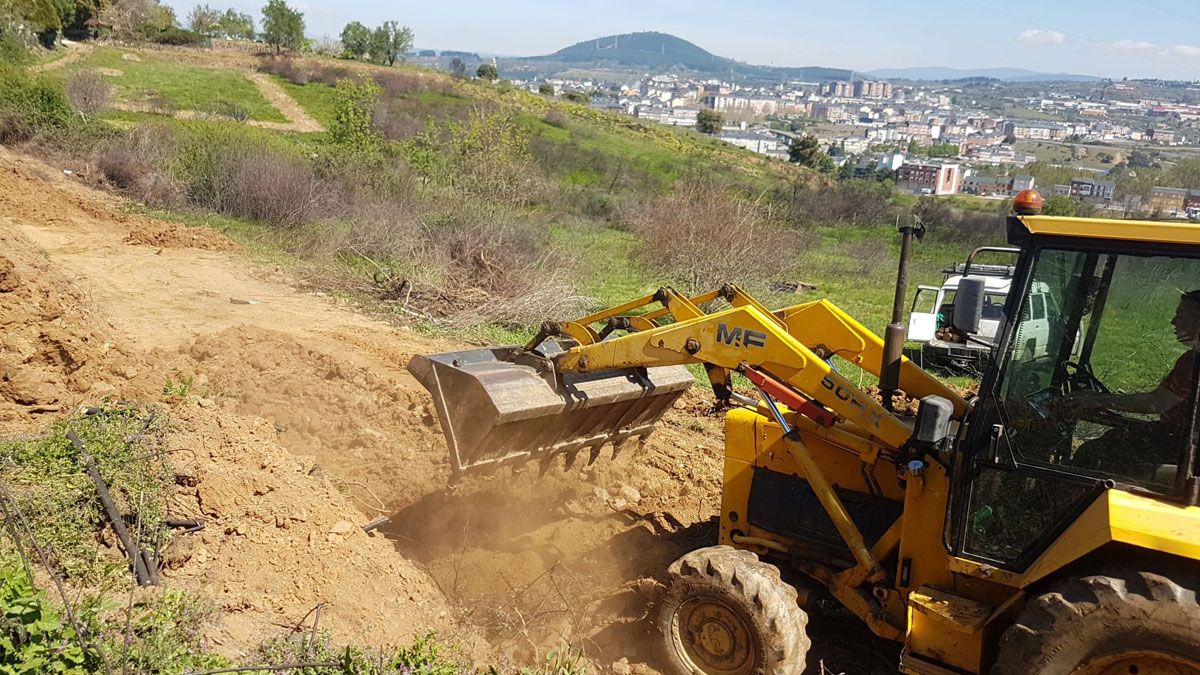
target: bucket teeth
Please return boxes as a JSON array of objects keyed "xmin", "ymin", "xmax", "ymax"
[
  {"xmin": 408, "ymin": 345, "xmax": 692, "ymax": 476},
  {"xmin": 587, "ymin": 446, "xmax": 604, "ymax": 466}
]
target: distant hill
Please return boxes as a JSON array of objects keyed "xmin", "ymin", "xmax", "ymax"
[
  {"xmin": 508, "ymin": 32, "xmax": 853, "ymax": 82},
  {"xmin": 868, "ymin": 66, "xmax": 1102, "ymax": 83}
]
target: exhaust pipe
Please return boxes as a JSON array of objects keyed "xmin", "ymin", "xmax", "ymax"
[{"xmin": 880, "ymin": 217, "xmax": 924, "ymax": 412}]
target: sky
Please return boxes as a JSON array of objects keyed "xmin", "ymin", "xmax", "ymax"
[{"xmin": 162, "ymin": 0, "xmax": 1200, "ymax": 80}]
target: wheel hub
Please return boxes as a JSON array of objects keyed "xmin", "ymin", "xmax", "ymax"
[
  {"xmin": 1076, "ymin": 650, "xmax": 1200, "ymax": 675},
  {"xmin": 675, "ymin": 596, "xmax": 754, "ymax": 675}
]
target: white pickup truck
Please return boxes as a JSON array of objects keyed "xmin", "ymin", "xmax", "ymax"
[{"xmin": 906, "ymin": 247, "xmax": 1056, "ymax": 372}]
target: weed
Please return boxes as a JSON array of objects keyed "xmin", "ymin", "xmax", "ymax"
[
  {"xmin": 161, "ymin": 376, "xmax": 192, "ymax": 399},
  {"xmin": 0, "ymin": 405, "xmax": 172, "ymax": 586},
  {"xmin": 0, "ymin": 556, "xmax": 88, "ymax": 673}
]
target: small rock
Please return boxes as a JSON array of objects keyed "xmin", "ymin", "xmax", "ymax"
[
  {"xmin": 196, "ymin": 397, "xmax": 214, "ymax": 408},
  {"xmin": 195, "ymin": 547, "xmax": 209, "ymax": 564},
  {"xmin": 122, "ymin": 367, "xmax": 138, "ymax": 380},
  {"xmin": 329, "ymin": 520, "xmax": 354, "ymax": 535},
  {"xmin": 91, "ymin": 381, "xmax": 115, "ymax": 393},
  {"xmin": 0, "ymin": 257, "xmax": 20, "ymax": 292},
  {"xmin": 611, "ymin": 658, "xmax": 632, "ymax": 675},
  {"xmin": 592, "ymin": 486, "xmax": 610, "ymax": 501},
  {"xmin": 618, "ymin": 485, "xmax": 642, "ymax": 505}
]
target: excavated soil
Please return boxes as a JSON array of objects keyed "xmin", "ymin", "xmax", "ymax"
[{"xmin": 0, "ymin": 146, "xmax": 894, "ymax": 672}]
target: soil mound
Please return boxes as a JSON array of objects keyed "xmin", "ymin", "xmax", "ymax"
[
  {"xmin": 0, "ymin": 224, "xmax": 133, "ymax": 424},
  {"xmin": 163, "ymin": 402, "xmax": 468, "ymax": 658}
]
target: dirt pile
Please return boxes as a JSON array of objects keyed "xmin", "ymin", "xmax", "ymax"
[
  {"xmin": 0, "ymin": 149, "xmax": 466, "ymax": 658},
  {"xmin": 0, "ymin": 223, "xmax": 133, "ymax": 424},
  {"xmin": 161, "ymin": 402, "xmax": 470, "ymax": 658},
  {"xmin": 386, "ymin": 390, "xmax": 726, "ymax": 667}
]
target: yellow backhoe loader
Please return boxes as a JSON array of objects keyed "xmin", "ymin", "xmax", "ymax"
[{"xmin": 408, "ymin": 192, "xmax": 1200, "ymax": 674}]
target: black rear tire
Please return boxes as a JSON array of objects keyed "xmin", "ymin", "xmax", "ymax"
[
  {"xmin": 992, "ymin": 565, "xmax": 1200, "ymax": 674},
  {"xmin": 657, "ymin": 545, "xmax": 809, "ymax": 675}
]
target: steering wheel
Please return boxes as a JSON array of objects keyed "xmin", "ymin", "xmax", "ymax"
[{"xmin": 1060, "ymin": 360, "xmax": 1111, "ymax": 394}]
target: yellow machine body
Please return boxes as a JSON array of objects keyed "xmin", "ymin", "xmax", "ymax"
[{"xmin": 412, "ymin": 214, "xmax": 1200, "ymax": 673}]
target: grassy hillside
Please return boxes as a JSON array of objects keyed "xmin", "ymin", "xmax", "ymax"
[{"xmin": 8, "ymin": 44, "xmax": 1000, "ymax": 355}]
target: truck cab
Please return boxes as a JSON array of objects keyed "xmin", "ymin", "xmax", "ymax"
[{"xmin": 907, "ymin": 247, "xmax": 1055, "ymax": 372}]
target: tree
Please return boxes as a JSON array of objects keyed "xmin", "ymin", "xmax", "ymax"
[
  {"xmin": 330, "ymin": 76, "xmax": 381, "ymax": 151},
  {"xmin": 218, "ymin": 8, "xmax": 254, "ymax": 39},
  {"xmin": 99, "ymin": 0, "xmax": 173, "ymax": 40},
  {"xmin": 448, "ymin": 57, "xmax": 466, "ymax": 78},
  {"xmin": 537, "ymin": 83, "xmax": 554, "ymax": 96},
  {"xmin": 261, "ymin": 0, "xmax": 303, "ymax": 54},
  {"xmin": 789, "ymin": 134, "xmax": 834, "ymax": 173},
  {"xmin": 695, "ymin": 108, "xmax": 722, "ymax": 135},
  {"xmin": 1043, "ymin": 195, "xmax": 1078, "ymax": 217},
  {"xmin": 339, "ymin": 20, "xmax": 369, "ymax": 59},
  {"xmin": 475, "ymin": 63, "xmax": 497, "ymax": 80},
  {"xmin": 187, "ymin": 4, "xmax": 220, "ymax": 36},
  {"xmin": 562, "ymin": 90, "xmax": 590, "ymax": 104},
  {"xmin": 368, "ymin": 20, "xmax": 412, "ymax": 66}
]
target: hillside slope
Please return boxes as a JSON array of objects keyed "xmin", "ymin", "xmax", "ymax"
[{"xmin": 0, "ymin": 131, "xmax": 897, "ymax": 671}]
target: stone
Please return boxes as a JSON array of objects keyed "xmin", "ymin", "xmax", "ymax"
[{"xmin": 329, "ymin": 520, "xmax": 354, "ymax": 535}]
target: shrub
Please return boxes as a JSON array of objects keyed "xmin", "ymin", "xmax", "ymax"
[
  {"xmin": 204, "ymin": 99, "xmax": 250, "ymax": 122},
  {"xmin": 206, "ymin": 146, "xmax": 339, "ymax": 228},
  {"xmin": 628, "ymin": 178, "xmax": 809, "ymax": 294},
  {"xmin": 330, "ymin": 76, "xmax": 381, "ymax": 151},
  {"xmin": 147, "ymin": 27, "xmax": 207, "ymax": 45},
  {"xmin": 66, "ymin": 69, "xmax": 112, "ymax": 116},
  {"xmin": 95, "ymin": 125, "xmax": 184, "ymax": 206},
  {"xmin": 782, "ymin": 178, "xmax": 897, "ymax": 228},
  {"xmin": 0, "ymin": 67, "xmax": 74, "ymax": 143},
  {"xmin": 0, "ymin": 32, "xmax": 31, "ymax": 64},
  {"xmin": 541, "ymin": 108, "xmax": 568, "ymax": 128}
]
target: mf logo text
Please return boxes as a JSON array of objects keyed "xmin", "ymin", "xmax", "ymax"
[{"xmin": 716, "ymin": 323, "xmax": 768, "ymax": 348}]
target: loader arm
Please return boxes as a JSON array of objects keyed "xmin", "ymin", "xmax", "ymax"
[
  {"xmin": 549, "ymin": 286, "xmax": 966, "ymax": 439},
  {"xmin": 553, "ymin": 295, "xmax": 915, "ymax": 449}
]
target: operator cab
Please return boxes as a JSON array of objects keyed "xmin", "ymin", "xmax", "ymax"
[{"xmin": 948, "ymin": 212, "xmax": 1200, "ymax": 569}]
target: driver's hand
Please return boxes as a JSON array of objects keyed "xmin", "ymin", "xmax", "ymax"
[{"xmin": 1057, "ymin": 389, "xmax": 1106, "ymax": 415}]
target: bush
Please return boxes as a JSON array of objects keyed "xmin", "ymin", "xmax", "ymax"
[
  {"xmin": 203, "ymin": 99, "xmax": 250, "ymax": 122},
  {"xmin": 781, "ymin": 178, "xmax": 897, "ymax": 228},
  {"xmin": 0, "ymin": 32, "xmax": 31, "ymax": 65},
  {"xmin": 0, "ymin": 67, "xmax": 77, "ymax": 144},
  {"xmin": 147, "ymin": 27, "xmax": 208, "ymax": 45},
  {"xmin": 629, "ymin": 177, "xmax": 809, "ymax": 294},
  {"xmin": 66, "ymin": 69, "xmax": 112, "ymax": 116},
  {"xmin": 330, "ymin": 76, "xmax": 381, "ymax": 151},
  {"xmin": 541, "ymin": 109, "xmax": 568, "ymax": 129},
  {"xmin": 95, "ymin": 125, "xmax": 184, "ymax": 206}
]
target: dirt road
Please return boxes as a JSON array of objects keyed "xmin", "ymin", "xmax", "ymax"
[{"xmin": 0, "ymin": 147, "xmax": 894, "ymax": 671}]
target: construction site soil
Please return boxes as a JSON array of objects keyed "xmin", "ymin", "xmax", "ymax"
[{"xmin": 0, "ymin": 147, "xmax": 895, "ymax": 672}]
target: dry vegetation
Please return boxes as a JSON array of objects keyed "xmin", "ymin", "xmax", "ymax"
[{"xmin": 628, "ymin": 177, "xmax": 809, "ymax": 294}]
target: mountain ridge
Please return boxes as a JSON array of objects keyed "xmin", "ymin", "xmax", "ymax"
[
  {"xmin": 506, "ymin": 31, "xmax": 1101, "ymax": 83},
  {"xmin": 508, "ymin": 31, "xmax": 854, "ymax": 81}
]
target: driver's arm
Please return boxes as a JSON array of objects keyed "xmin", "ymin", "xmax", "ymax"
[{"xmin": 1071, "ymin": 386, "xmax": 1182, "ymax": 415}]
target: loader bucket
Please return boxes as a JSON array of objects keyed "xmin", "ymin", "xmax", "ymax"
[{"xmin": 408, "ymin": 345, "xmax": 693, "ymax": 476}]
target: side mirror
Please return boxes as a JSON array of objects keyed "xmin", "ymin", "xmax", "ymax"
[
  {"xmin": 912, "ymin": 395, "xmax": 954, "ymax": 446},
  {"xmin": 953, "ymin": 277, "xmax": 986, "ymax": 335}
]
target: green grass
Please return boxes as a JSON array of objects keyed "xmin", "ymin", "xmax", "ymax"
[
  {"xmin": 58, "ymin": 47, "xmax": 287, "ymax": 123},
  {"xmin": 273, "ymin": 75, "xmax": 336, "ymax": 126}
]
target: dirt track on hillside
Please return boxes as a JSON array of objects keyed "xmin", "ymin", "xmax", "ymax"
[{"xmin": 0, "ymin": 147, "xmax": 894, "ymax": 672}]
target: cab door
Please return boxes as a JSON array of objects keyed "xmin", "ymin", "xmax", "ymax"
[
  {"xmin": 950, "ymin": 244, "xmax": 1200, "ymax": 570},
  {"xmin": 907, "ymin": 285, "xmax": 942, "ymax": 342}
]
